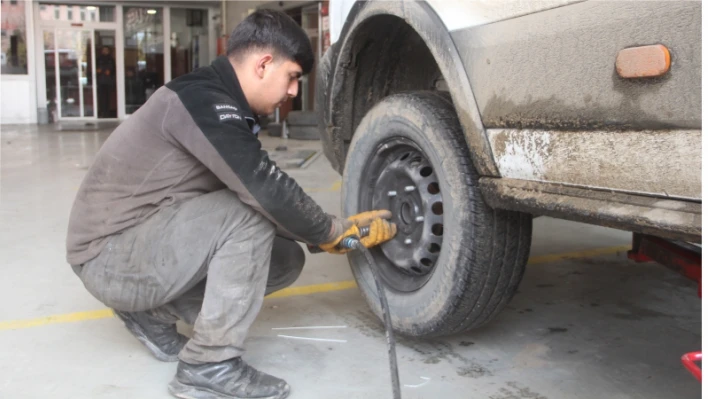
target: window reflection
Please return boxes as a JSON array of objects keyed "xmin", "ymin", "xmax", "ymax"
[
  {"xmin": 170, "ymin": 9, "xmax": 208, "ymax": 78},
  {"xmin": 95, "ymin": 31, "xmax": 117, "ymax": 118},
  {"xmin": 124, "ymin": 7, "xmax": 164, "ymax": 114},
  {"xmin": 38, "ymin": 4, "xmax": 115, "ymax": 22},
  {"xmin": 43, "ymin": 30, "xmax": 57, "ymax": 121},
  {"xmin": 1, "ymin": 0, "xmax": 28, "ymax": 75}
]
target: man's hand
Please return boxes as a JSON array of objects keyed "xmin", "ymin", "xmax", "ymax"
[
  {"xmin": 319, "ymin": 223, "xmax": 360, "ymax": 254},
  {"xmin": 359, "ymin": 218, "xmax": 397, "ymax": 249},
  {"xmin": 348, "ymin": 210, "xmax": 392, "ymax": 227},
  {"xmin": 319, "ymin": 210, "xmax": 397, "ymax": 254}
]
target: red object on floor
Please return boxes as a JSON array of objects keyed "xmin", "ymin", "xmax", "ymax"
[
  {"xmin": 681, "ymin": 352, "xmax": 702, "ymax": 381},
  {"xmin": 627, "ymin": 233, "xmax": 701, "ymax": 296},
  {"xmin": 628, "ymin": 234, "xmax": 702, "ymax": 382}
]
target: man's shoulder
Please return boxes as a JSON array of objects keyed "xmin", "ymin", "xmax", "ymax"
[
  {"xmin": 167, "ymin": 66, "xmax": 222, "ymax": 94},
  {"xmin": 166, "ymin": 69, "xmax": 238, "ymax": 109}
]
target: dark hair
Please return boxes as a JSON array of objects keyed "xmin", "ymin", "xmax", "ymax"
[{"xmin": 227, "ymin": 9, "xmax": 314, "ymax": 74}]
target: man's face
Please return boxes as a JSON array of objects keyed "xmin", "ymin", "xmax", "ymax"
[{"xmin": 255, "ymin": 57, "xmax": 301, "ymax": 115}]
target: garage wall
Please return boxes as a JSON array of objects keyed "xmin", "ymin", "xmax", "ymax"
[
  {"xmin": 225, "ymin": 1, "xmax": 264, "ymax": 33},
  {"xmin": 224, "ymin": 1, "xmax": 316, "ymax": 33},
  {"xmin": 1, "ymin": 78, "xmax": 36, "ymax": 124}
]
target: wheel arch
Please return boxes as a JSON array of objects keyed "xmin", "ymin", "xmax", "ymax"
[{"xmin": 322, "ymin": 1, "xmax": 499, "ymax": 177}]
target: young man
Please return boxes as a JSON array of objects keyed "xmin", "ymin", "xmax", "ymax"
[{"xmin": 66, "ymin": 10, "xmax": 396, "ymax": 399}]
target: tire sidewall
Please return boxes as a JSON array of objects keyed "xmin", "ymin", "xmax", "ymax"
[{"xmin": 342, "ymin": 93, "xmax": 480, "ymax": 335}]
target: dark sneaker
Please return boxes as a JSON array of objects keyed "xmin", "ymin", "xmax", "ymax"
[
  {"xmin": 168, "ymin": 358, "xmax": 290, "ymax": 399},
  {"xmin": 113, "ymin": 310, "xmax": 188, "ymax": 362}
]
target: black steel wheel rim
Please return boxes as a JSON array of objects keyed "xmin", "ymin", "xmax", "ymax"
[{"xmin": 359, "ymin": 137, "xmax": 444, "ymax": 292}]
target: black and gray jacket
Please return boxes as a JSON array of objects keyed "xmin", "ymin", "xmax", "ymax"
[{"xmin": 66, "ymin": 56, "xmax": 335, "ymax": 266}]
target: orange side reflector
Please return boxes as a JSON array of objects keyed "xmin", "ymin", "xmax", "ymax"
[{"xmin": 616, "ymin": 44, "xmax": 671, "ymax": 78}]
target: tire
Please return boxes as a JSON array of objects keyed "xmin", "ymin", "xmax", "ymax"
[
  {"xmin": 285, "ymin": 111, "xmax": 318, "ymax": 126},
  {"xmin": 288, "ymin": 125, "xmax": 321, "ymax": 141},
  {"xmin": 266, "ymin": 122, "xmax": 282, "ymax": 137},
  {"xmin": 342, "ymin": 92, "xmax": 532, "ymax": 337}
]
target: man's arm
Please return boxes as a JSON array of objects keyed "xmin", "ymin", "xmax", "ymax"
[{"xmin": 162, "ymin": 85, "xmax": 337, "ymax": 245}]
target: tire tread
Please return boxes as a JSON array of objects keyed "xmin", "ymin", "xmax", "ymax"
[{"xmin": 345, "ymin": 91, "xmax": 532, "ymax": 336}]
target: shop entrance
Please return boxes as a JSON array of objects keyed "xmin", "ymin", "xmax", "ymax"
[
  {"xmin": 42, "ymin": 27, "xmax": 117, "ymax": 121},
  {"xmin": 35, "ymin": 3, "xmax": 216, "ymax": 123}
]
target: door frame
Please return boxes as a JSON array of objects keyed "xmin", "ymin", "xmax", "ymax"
[
  {"xmin": 34, "ymin": 2, "xmax": 217, "ymax": 122},
  {"xmin": 34, "ymin": 2, "xmax": 121, "ymax": 121},
  {"xmin": 45, "ymin": 27, "xmax": 99, "ymax": 120}
]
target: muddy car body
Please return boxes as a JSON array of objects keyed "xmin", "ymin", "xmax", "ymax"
[{"xmin": 316, "ymin": 0, "xmax": 701, "ymax": 336}]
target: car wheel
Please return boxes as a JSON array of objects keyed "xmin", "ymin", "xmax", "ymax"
[{"xmin": 342, "ymin": 91, "xmax": 532, "ymax": 336}]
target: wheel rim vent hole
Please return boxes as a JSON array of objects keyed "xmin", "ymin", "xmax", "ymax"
[
  {"xmin": 411, "ymin": 266, "xmax": 423, "ymax": 274},
  {"xmin": 432, "ymin": 202, "xmax": 443, "ymax": 215},
  {"xmin": 420, "ymin": 166, "xmax": 433, "ymax": 177},
  {"xmin": 421, "ymin": 258, "xmax": 433, "ymax": 267},
  {"xmin": 400, "ymin": 153, "xmax": 410, "ymax": 161},
  {"xmin": 428, "ymin": 182, "xmax": 440, "ymax": 195},
  {"xmin": 432, "ymin": 224, "xmax": 443, "ymax": 236},
  {"xmin": 428, "ymin": 243, "xmax": 440, "ymax": 254}
]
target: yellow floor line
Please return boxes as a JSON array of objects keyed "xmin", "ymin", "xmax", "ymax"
[
  {"xmin": 0, "ymin": 244, "xmax": 631, "ymax": 332},
  {"xmin": 0, "ymin": 308, "xmax": 115, "ymax": 331},
  {"xmin": 528, "ymin": 245, "xmax": 630, "ymax": 265},
  {"xmin": 304, "ymin": 180, "xmax": 342, "ymax": 193},
  {"xmin": 266, "ymin": 280, "xmax": 358, "ymax": 299}
]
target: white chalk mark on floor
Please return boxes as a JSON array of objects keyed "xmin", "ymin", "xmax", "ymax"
[
  {"xmin": 277, "ymin": 334, "xmax": 347, "ymax": 343},
  {"xmin": 404, "ymin": 376, "xmax": 431, "ymax": 388},
  {"xmin": 272, "ymin": 325, "xmax": 348, "ymax": 330}
]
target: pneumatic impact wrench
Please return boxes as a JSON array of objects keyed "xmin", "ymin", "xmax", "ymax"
[{"xmin": 308, "ymin": 226, "xmax": 402, "ymax": 399}]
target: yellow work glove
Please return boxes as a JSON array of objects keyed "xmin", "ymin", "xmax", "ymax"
[
  {"xmin": 319, "ymin": 211, "xmax": 397, "ymax": 254},
  {"xmin": 319, "ymin": 223, "xmax": 361, "ymax": 254},
  {"xmin": 359, "ymin": 217, "xmax": 397, "ymax": 249},
  {"xmin": 347, "ymin": 210, "xmax": 393, "ymax": 227}
]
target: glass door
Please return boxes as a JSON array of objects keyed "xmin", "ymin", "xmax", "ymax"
[
  {"xmin": 170, "ymin": 8, "xmax": 208, "ymax": 79},
  {"xmin": 95, "ymin": 30, "xmax": 118, "ymax": 118},
  {"xmin": 42, "ymin": 27, "xmax": 118, "ymax": 121},
  {"xmin": 42, "ymin": 29, "xmax": 58, "ymax": 122},
  {"xmin": 123, "ymin": 6, "xmax": 165, "ymax": 114},
  {"xmin": 43, "ymin": 28, "xmax": 95, "ymax": 119},
  {"xmin": 37, "ymin": 3, "xmax": 119, "ymax": 122}
]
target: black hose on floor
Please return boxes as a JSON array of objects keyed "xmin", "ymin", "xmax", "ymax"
[{"xmin": 350, "ymin": 240, "xmax": 402, "ymax": 399}]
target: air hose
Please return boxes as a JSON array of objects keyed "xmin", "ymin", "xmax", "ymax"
[
  {"xmin": 338, "ymin": 227, "xmax": 402, "ymax": 399},
  {"xmin": 308, "ymin": 226, "xmax": 402, "ymax": 398}
]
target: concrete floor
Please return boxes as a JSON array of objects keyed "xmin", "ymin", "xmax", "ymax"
[{"xmin": 0, "ymin": 124, "xmax": 701, "ymax": 399}]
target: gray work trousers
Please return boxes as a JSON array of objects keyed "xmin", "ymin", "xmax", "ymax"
[{"xmin": 72, "ymin": 189, "xmax": 305, "ymax": 364}]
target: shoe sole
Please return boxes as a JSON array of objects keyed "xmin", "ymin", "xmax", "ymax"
[
  {"xmin": 168, "ymin": 379, "xmax": 290, "ymax": 399},
  {"xmin": 114, "ymin": 311, "xmax": 180, "ymax": 362}
]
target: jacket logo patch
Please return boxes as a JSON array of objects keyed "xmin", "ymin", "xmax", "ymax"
[
  {"xmin": 214, "ymin": 104, "xmax": 239, "ymax": 112},
  {"xmin": 219, "ymin": 113, "xmax": 242, "ymax": 122}
]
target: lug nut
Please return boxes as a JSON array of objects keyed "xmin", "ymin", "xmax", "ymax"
[
  {"xmin": 388, "ymin": 191, "xmax": 397, "ymax": 197},
  {"xmin": 404, "ymin": 238, "xmax": 412, "ymax": 245},
  {"xmin": 416, "ymin": 216, "xmax": 424, "ymax": 222},
  {"xmin": 405, "ymin": 186, "xmax": 415, "ymax": 192}
]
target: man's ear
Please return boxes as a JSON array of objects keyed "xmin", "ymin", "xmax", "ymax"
[{"xmin": 255, "ymin": 54, "xmax": 274, "ymax": 79}]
